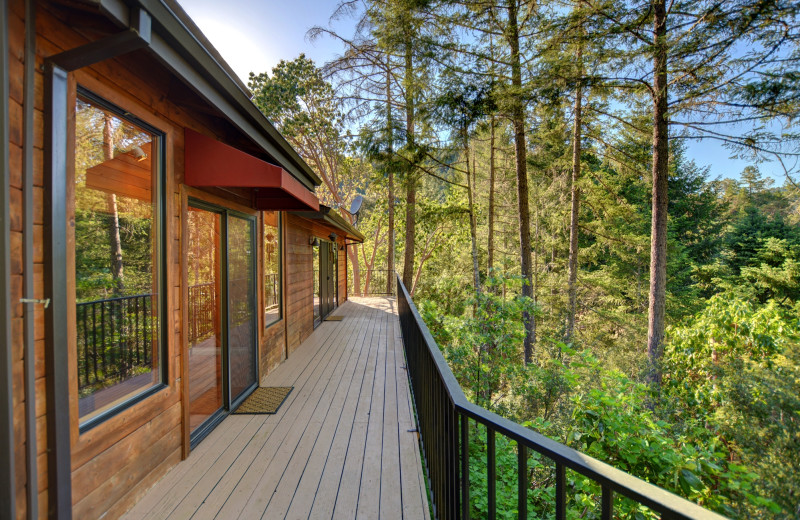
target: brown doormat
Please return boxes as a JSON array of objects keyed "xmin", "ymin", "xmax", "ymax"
[
  {"xmin": 324, "ymin": 315, "xmax": 344, "ymax": 321},
  {"xmin": 233, "ymin": 387, "xmax": 293, "ymax": 414}
]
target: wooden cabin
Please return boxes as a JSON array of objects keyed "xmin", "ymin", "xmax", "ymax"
[{"xmin": 1, "ymin": 0, "xmax": 364, "ymax": 517}]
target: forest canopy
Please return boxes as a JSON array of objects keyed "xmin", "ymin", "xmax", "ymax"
[{"xmin": 246, "ymin": 0, "xmax": 799, "ymax": 516}]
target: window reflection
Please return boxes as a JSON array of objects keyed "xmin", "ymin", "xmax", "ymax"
[
  {"xmin": 74, "ymin": 93, "xmax": 162, "ymax": 422},
  {"xmin": 264, "ymin": 211, "xmax": 281, "ymax": 327}
]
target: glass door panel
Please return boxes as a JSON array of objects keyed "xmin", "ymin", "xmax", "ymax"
[
  {"xmin": 228, "ymin": 214, "xmax": 257, "ymax": 403},
  {"xmin": 328, "ymin": 245, "xmax": 337, "ymax": 311},
  {"xmin": 313, "ymin": 243, "xmax": 321, "ymax": 324},
  {"xmin": 187, "ymin": 206, "xmax": 223, "ymax": 435}
]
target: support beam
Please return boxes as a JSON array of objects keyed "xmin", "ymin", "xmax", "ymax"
[
  {"xmin": 44, "ymin": 63, "xmax": 72, "ymax": 519},
  {"xmin": 49, "ymin": 7, "xmax": 151, "ymax": 71},
  {"xmin": 23, "ymin": 0, "xmax": 39, "ymax": 516},
  {"xmin": 0, "ymin": 0, "xmax": 17, "ymax": 516},
  {"xmin": 42, "ymin": 8, "xmax": 161, "ymax": 517}
]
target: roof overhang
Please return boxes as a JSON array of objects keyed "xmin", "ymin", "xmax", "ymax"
[
  {"xmin": 292, "ymin": 205, "xmax": 365, "ymax": 243},
  {"xmin": 65, "ymin": 0, "xmax": 323, "ymax": 190},
  {"xmin": 185, "ymin": 129, "xmax": 319, "ymax": 211}
]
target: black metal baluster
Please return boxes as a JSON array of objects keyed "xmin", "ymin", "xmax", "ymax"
[
  {"xmin": 488, "ymin": 428, "xmax": 496, "ymax": 520},
  {"xmin": 109, "ymin": 298, "xmax": 116, "ymax": 379},
  {"xmin": 144, "ymin": 296, "xmax": 150, "ymax": 364},
  {"xmin": 135, "ymin": 296, "xmax": 140, "ymax": 365},
  {"xmin": 437, "ymin": 379, "xmax": 443, "ymax": 518},
  {"xmin": 120, "ymin": 298, "xmax": 126, "ymax": 376},
  {"xmin": 449, "ymin": 400, "xmax": 456, "ymax": 518},
  {"xmin": 100, "ymin": 302, "xmax": 107, "ymax": 383},
  {"xmin": 556, "ymin": 462, "xmax": 566, "ymax": 520},
  {"xmin": 81, "ymin": 304, "xmax": 89, "ymax": 389},
  {"xmin": 91, "ymin": 302, "xmax": 98, "ymax": 385},
  {"xmin": 518, "ymin": 444, "xmax": 527, "ymax": 519},
  {"xmin": 461, "ymin": 413, "xmax": 469, "ymax": 520},
  {"xmin": 602, "ymin": 485, "xmax": 613, "ymax": 520}
]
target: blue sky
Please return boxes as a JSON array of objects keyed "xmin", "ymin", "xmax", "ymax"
[
  {"xmin": 177, "ymin": 0, "xmax": 787, "ymax": 184},
  {"xmin": 178, "ymin": 0, "xmax": 354, "ymax": 81}
]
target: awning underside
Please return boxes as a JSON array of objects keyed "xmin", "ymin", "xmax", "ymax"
[
  {"xmin": 291, "ymin": 206, "xmax": 365, "ymax": 243},
  {"xmin": 184, "ymin": 128, "xmax": 319, "ymax": 211}
]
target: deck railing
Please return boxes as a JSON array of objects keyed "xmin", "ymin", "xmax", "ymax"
[
  {"xmin": 349, "ymin": 269, "xmax": 394, "ymax": 296},
  {"xmin": 396, "ymin": 274, "xmax": 728, "ymax": 520},
  {"xmin": 189, "ymin": 282, "xmax": 215, "ymax": 344},
  {"xmin": 77, "ymin": 281, "xmax": 239, "ymax": 393},
  {"xmin": 364, "ymin": 269, "xmax": 393, "ymax": 295},
  {"xmin": 264, "ymin": 272, "xmax": 279, "ymax": 313},
  {"xmin": 76, "ymin": 293, "xmax": 154, "ymax": 392}
]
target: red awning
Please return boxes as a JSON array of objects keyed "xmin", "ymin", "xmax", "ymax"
[{"xmin": 184, "ymin": 129, "xmax": 319, "ymax": 211}]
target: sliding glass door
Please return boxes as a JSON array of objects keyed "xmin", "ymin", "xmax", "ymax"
[
  {"xmin": 187, "ymin": 201, "xmax": 257, "ymax": 445},
  {"xmin": 227, "ymin": 214, "xmax": 257, "ymax": 404},
  {"xmin": 314, "ymin": 240, "xmax": 338, "ymax": 326}
]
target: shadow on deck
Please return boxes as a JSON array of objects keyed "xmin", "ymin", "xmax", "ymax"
[{"xmin": 123, "ymin": 297, "xmax": 429, "ymax": 519}]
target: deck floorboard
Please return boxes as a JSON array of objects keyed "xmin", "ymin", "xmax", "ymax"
[{"xmin": 122, "ymin": 297, "xmax": 429, "ymax": 520}]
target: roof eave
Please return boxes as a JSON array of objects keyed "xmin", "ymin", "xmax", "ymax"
[
  {"xmin": 87, "ymin": 0, "xmax": 323, "ymax": 189},
  {"xmin": 291, "ymin": 206, "xmax": 365, "ymax": 243}
]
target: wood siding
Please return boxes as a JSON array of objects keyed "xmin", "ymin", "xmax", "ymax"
[
  {"xmin": 260, "ymin": 319, "xmax": 285, "ymax": 383},
  {"xmin": 339, "ymin": 241, "xmax": 348, "ymax": 305},
  {"xmin": 6, "ymin": 2, "xmax": 355, "ymax": 518},
  {"xmin": 285, "ymin": 215, "xmax": 315, "ymax": 355},
  {"xmin": 8, "ymin": 0, "xmax": 47, "ymax": 517}
]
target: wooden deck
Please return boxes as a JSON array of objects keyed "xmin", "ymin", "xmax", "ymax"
[{"xmin": 123, "ymin": 297, "xmax": 430, "ymax": 520}]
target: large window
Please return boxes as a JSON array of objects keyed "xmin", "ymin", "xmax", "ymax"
[
  {"xmin": 263, "ymin": 211, "xmax": 281, "ymax": 327},
  {"xmin": 73, "ymin": 90, "xmax": 165, "ymax": 427}
]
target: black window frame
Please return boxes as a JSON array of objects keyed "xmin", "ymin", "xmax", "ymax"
[{"xmin": 74, "ymin": 87, "xmax": 169, "ymax": 433}]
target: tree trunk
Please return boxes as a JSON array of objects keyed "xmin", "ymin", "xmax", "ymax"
[
  {"xmin": 386, "ymin": 64, "xmax": 395, "ymax": 294},
  {"xmin": 466, "ymin": 141, "xmax": 481, "ymax": 296},
  {"xmin": 507, "ymin": 0, "xmax": 535, "ymax": 364},
  {"xmin": 487, "ymin": 116, "xmax": 496, "ymax": 278},
  {"xmin": 103, "ymin": 114, "xmax": 124, "ymax": 296},
  {"xmin": 401, "ymin": 27, "xmax": 417, "ymax": 291},
  {"xmin": 402, "ymin": 175, "xmax": 417, "ymax": 290},
  {"xmin": 487, "ymin": 36, "xmax": 498, "ymax": 283},
  {"xmin": 647, "ymin": 0, "xmax": 669, "ymax": 385},
  {"xmin": 348, "ymin": 247, "xmax": 361, "ymax": 296},
  {"xmin": 567, "ymin": 52, "xmax": 583, "ymax": 344}
]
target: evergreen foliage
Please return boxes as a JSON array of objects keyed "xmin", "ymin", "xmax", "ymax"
[{"xmin": 243, "ymin": 0, "xmax": 800, "ymax": 515}]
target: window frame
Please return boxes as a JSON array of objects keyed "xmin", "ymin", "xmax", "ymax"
[
  {"xmin": 73, "ymin": 86, "xmax": 169, "ymax": 433},
  {"xmin": 263, "ymin": 211, "xmax": 283, "ymax": 330}
]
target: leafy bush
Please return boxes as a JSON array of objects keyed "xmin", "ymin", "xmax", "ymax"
[
  {"xmin": 422, "ymin": 288, "xmax": 797, "ymax": 517},
  {"xmin": 663, "ymin": 295, "xmax": 800, "ymax": 517}
]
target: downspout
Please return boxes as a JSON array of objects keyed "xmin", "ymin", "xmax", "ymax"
[
  {"xmin": 0, "ymin": 0, "xmax": 17, "ymax": 517},
  {"xmin": 43, "ymin": 7, "xmax": 152, "ymax": 518},
  {"xmin": 22, "ymin": 0, "xmax": 39, "ymax": 517}
]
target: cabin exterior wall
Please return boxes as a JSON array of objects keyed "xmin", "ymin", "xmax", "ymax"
[{"xmin": 3, "ymin": 1, "xmax": 355, "ymax": 518}]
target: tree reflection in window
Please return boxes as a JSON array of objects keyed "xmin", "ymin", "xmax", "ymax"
[
  {"xmin": 74, "ymin": 92, "xmax": 163, "ymax": 423},
  {"xmin": 264, "ymin": 211, "xmax": 281, "ymax": 327}
]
